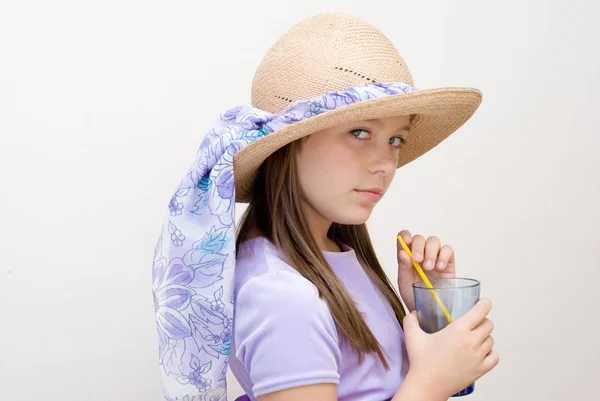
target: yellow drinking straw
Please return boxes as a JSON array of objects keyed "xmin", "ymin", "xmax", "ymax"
[{"xmin": 397, "ymin": 235, "xmax": 454, "ymax": 324}]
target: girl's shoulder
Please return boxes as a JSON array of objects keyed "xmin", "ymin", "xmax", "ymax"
[
  {"xmin": 235, "ymin": 236, "xmax": 319, "ymax": 296},
  {"xmin": 236, "ymin": 236, "xmax": 298, "ymax": 278},
  {"xmin": 234, "ymin": 236, "xmax": 330, "ymax": 316}
]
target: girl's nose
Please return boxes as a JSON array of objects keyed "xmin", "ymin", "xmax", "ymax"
[{"xmin": 368, "ymin": 152, "xmax": 397, "ymax": 175}]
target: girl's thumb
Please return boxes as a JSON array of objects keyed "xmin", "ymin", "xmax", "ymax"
[{"xmin": 403, "ymin": 311, "xmax": 422, "ymax": 337}]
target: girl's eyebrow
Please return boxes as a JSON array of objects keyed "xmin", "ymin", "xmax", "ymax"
[{"xmin": 364, "ymin": 119, "xmax": 411, "ymax": 136}]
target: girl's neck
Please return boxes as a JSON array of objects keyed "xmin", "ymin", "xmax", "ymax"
[
  {"xmin": 315, "ymin": 236, "xmax": 343, "ymax": 253},
  {"xmin": 247, "ymin": 226, "xmax": 342, "ymax": 253},
  {"xmin": 301, "ymin": 200, "xmax": 342, "ymax": 253},
  {"xmin": 245, "ymin": 198, "xmax": 342, "ymax": 253}
]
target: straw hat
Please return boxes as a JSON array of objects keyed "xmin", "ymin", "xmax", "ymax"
[{"xmin": 233, "ymin": 13, "xmax": 482, "ymax": 203}]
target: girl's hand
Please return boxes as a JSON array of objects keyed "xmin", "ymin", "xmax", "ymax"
[
  {"xmin": 401, "ymin": 299, "xmax": 499, "ymax": 399},
  {"xmin": 396, "ymin": 230, "xmax": 456, "ymax": 312}
]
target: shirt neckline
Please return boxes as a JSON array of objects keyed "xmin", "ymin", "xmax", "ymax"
[{"xmin": 240, "ymin": 236, "xmax": 356, "ymax": 261}]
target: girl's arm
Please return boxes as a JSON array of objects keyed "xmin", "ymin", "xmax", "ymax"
[
  {"xmin": 258, "ymin": 372, "xmax": 448, "ymax": 401},
  {"xmin": 258, "ymin": 383, "xmax": 337, "ymax": 401},
  {"xmin": 257, "ymin": 374, "xmax": 447, "ymax": 401},
  {"xmin": 391, "ymin": 371, "xmax": 448, "ymax": 401}
]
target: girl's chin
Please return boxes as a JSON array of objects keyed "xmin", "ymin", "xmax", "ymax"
[{"xmin": 330, "ymin": 206, "xmax": 373, "ymax": 225}]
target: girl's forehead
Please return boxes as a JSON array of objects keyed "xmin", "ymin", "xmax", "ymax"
[
  {"xmin": 339, "ymin": 116, "xmax": 412, "ymax": 131},
  {"xmin": 364, "ymin": 116, "xmax": 411, "ymax": 126}
]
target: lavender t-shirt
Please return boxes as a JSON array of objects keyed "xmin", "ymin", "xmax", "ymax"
[{"xmin": 229, "ymin": 237, "xmax": 409, "ymax": 401}]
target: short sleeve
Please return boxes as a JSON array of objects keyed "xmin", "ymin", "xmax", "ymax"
[{"xmin": 234, "ymin": 270, "xmax": 341, "ymax": 397}]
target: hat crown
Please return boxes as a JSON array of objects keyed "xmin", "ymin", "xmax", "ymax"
[{"xmin": 251, "ymin": 13, "xmax": 415, "ymax": 113}]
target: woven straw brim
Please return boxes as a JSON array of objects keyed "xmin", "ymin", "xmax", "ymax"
[{"xmin": 233, "ymin": 87, "xmax": 482, "ymax": 203}]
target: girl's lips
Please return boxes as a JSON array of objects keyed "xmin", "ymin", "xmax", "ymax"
[{"xmin": 355, "ymin": 189, "xmax": 383, "ymax": 202}]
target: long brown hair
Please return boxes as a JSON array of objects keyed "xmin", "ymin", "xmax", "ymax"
[{"xmin": 235, "ymin": 138, "xmax": 407, "ymax": 369}]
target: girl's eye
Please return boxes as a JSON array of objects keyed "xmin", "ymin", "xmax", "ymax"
[
  {"xmin": 350, "ymin": 129, "xmax": 405, "ymax": 148},
  {"xmin": 350, "ymin": 129, "xmax": 370, "ymax": 140},
  {"xmin": 389, "ymin": 136, "xmax": 405, "ymax": 148}
]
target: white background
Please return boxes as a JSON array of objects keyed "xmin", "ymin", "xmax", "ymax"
[{"xmin": 1, "ymin": 0, "xmax": 599, "ymax": 400}]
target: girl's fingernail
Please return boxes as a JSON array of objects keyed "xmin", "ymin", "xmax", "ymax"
[
  {"xmin": 424, "ymin": 259, "xmax": 433, "ymax": 269},
  {"xmin": 413, "ymin": 252, "xmax": 422, "ymax": 261},
  {"xmin": 437, "ymin": 260, "xmax": 445, "ymax": 269}
]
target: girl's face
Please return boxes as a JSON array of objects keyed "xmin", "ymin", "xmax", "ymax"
[{"xmin": 296, "ymin": 115, "xmax": 411, "ymax": 227}]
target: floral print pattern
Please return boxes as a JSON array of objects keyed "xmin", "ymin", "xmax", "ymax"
[{"xmin": 152, "ymin": 82, "xmax": 418, "ymax": 400}]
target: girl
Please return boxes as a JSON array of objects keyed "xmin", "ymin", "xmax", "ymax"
[{"xmin": 152, "ymin": 13, "xmax": 498, "ymax": 401}]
